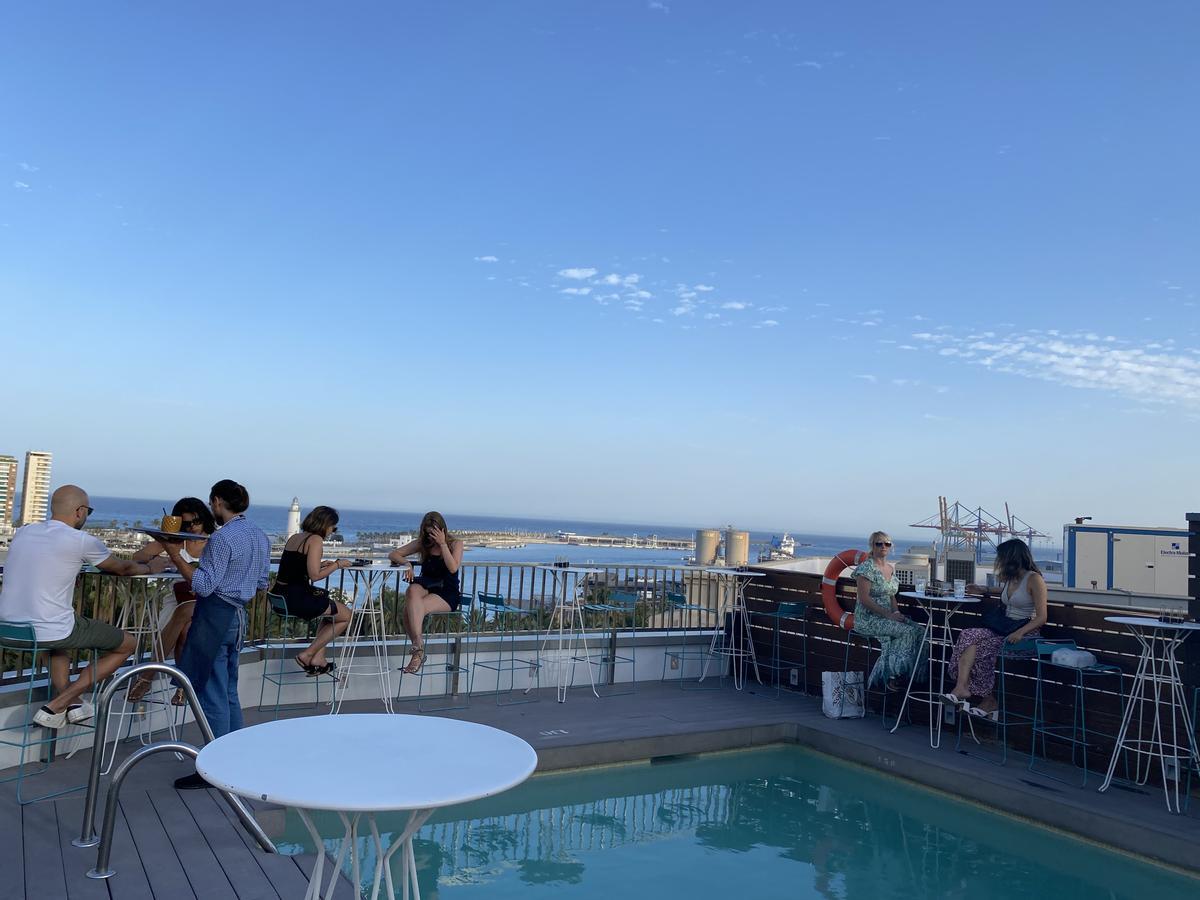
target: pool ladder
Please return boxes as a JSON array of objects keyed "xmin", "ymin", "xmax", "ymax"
[{"xmin": 70, "ymin": 662, "xmax": 277, "ymax": 879}]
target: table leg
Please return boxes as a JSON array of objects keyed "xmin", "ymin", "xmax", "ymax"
[
  {"xmin": 1100, "ymin": 635, "xmax": 1150, "ymax": 795},
  {"xmin": 371, "ymin": 808, "xmax": 435, "ymax": 900},
  {"xmin": 891, "ymin": 608, "xmax": 933, "ymax": 739}
]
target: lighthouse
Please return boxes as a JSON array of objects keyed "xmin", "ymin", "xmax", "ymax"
[{"xmin": 286, "ymin": 497, "xmax": 301, "ymax": 537}]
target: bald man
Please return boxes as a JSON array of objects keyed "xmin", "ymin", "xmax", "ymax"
[{"xmin": 0, "ymin": 485, "xmax": 152, "ymax": 728}]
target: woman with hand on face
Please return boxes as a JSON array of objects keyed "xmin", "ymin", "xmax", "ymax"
[
  {"xmin": 945, "ymin": 538, "xmax": 1048, "ymax": 720},
  {"xmin": 126, "ymin": 497, "xmax": 215, "ymax": 703},
  {"xmin": 387, "ymin": 511, "xmax": 464, "ymax": 674},
  {"xmin": 274, "ymin": 506, "xmax": 354, "ymax": 676},
  {"xmin": 852, "ymin": 531, "xmax": 924, "ymax": 692}
]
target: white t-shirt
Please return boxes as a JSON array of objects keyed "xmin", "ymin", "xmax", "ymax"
[{"xmin": 0, "ymin": 520, "xmax": 112, "ymax": 641}]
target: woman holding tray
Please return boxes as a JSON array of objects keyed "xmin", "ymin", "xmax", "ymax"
[{"xmin": 127, "ymin": 497, "xmax": 216, "ymax": 703}]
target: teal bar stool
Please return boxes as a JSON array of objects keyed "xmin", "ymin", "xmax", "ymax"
[
  {"xmin": 661, "ymin": 590, "xmax": 719, "ymax": 689},
  {"xmin": 1028, "ymin": 639, "xmax": 1128, "ymax": 787},
  {"xmin": 749, "ymin": 601, "xmax": 808, "ymax": 699},
  {"xmin": 397, "ymin": 592, "xmax": 474, "ymax": 712},
  {"xmin": 257, "ymin": 594, "xmax": 337, "ymax": 717},
  {"xmin": 578, "ymin": 588, "xmax": 637, "ymax": 695},
  {"xmin": 839, "ymin": 630, "xmax": 897, "ymax": 726},
  {"xmin": 472, "ymin": 592, "xmax": 541, "ymax": 705},
  {"xmin": 955, "ymin": 638, "xmax": 1039, "ymax": 765},
  {"xmin": 0, "ymin": 621, "xmax": 98, "ymax": 805}
]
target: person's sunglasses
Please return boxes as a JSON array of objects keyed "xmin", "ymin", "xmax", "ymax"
[
  {"xmin": 874, "ymin": 541, "xmax": 893, "ymax": 548},
  {"xmin": 78, "ymin": 505, "xmax": 95, "ymax": 516},
  {"xmin": 181, "ymin": 518, "xmax": 200, "ymax": 529}
]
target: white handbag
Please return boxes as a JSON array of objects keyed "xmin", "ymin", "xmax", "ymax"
[{"xmin": 822, "ymin": 670, "xmax": 866, "ymax": 718}]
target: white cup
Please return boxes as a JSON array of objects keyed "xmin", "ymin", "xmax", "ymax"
[
  {"xmin": 914, "ymin": 578, "xmax": 927, "ymax": 596},
  {"xmin": 953, "ymin": 579, "xmax": 966, "ymax": 599}
]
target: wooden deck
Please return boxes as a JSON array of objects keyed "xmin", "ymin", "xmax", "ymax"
[{"xmin": 1, "ymin": 680, "xmax": 1198, "ymax": 899}]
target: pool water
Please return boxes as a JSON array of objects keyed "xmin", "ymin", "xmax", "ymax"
[{"xmin": 283, "ymin": 746, "xmax": 1198, "ymax": 899}]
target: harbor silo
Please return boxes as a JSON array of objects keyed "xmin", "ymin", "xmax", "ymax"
[
  {"xmin": 724, "ymin": 529, "xmax": 750, "ymax": 567},
  {"xmin": 695, "ymin": 529, "xmax": 721, "ymax": 566}
]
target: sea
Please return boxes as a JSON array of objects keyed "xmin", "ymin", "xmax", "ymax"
[{"xmin": 82, "ymin": 496, "xmax": 926, "ymax": 567}]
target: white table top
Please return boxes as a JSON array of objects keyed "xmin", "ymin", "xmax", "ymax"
[
  {"xmin": 898, "ymin": 592, "xmax": 982, "ymax": 604},
  {"xmin": 342, "ymin": 564, "xmax": 395, "ymax": 573},
  {"xmin": 702, "ymin": 568, "xmax": 765, "ymax": 578},
  {"xmin": 536, "ymin": 566, "xmax": 603, "ymax": 576},
  {"xmin": 196, "ymin": 714, "xmax": 537, "ymax": 812},
  {"xmin": 1104, "ymin": 616, "xmax": 1200, "ymax": 631}
]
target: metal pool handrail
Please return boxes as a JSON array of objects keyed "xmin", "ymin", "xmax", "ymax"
[{"xmin": 72, "ymin": 662, "xmax": 276, "ymax": 856}]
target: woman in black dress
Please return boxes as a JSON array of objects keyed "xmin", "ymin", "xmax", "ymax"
[
  {"xmin": 274, "ymin": 506, "xmax": 353, "ymax": 675},
  {"xmin": 388, "ymin": 511, "xmax": 464, "ymax": 674}
]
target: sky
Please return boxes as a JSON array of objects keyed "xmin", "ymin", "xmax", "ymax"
[{"xmin": 2, "ymin": 2, "xmax": 1198, "ymax": 537}]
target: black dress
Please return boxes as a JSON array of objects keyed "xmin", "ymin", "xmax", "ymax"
[
  {"xmin": 414, "ymin": 551, "xmax": 462, "ymax": 611},
  {"xmin": 272, "ymin": 535, "xmax": 336, "ymax": 620}
]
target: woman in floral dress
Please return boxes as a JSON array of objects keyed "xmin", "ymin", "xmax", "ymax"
[{"xmin": 852, "ymin": 531, "xmax": 924, "ymax": 690}]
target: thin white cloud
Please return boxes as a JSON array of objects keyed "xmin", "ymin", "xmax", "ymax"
[
  {"xmin": 721, "ymin": 301, "xmax": 750, "ymax": 310},
  {"xmin": 855, "ymin": 374, "xmax": 877, "ymax": 383},
  {"xmin": 694, "ymin": 284, "xmax": 715, "ymax": 292},
  {"xmin": 17, "ymin": 162, "xmax": 38, "ymax": 172},
  {"xmin": 558, "ymin": 267, "xmax": 597, "ymax": 280},
  {"xmin": 648, "ymin": 0, "xmax": 669, "ymax": 11},
  {"xmin": 704, "ymin": 313, "xmax": 720, "ymax": 320},
  {"xmin": 12, "ymin": 181, "xmax": 30, "ymax": 190},
  {"xmin": 799, "ymin": 60, "xmax": 823, "ymax": 69},
  {"xmin": 600, "ymin": 272, "xmax": 641, "ymax": 287},
  {"xmin": 473, "ymin": 255, "xmax": 499, "ymax": 263},
  {"xmin": 757, "ymin": 319, "xmax": 780, "ymax": 328},
  {"xmin": 561, "ymin": 287, "xmax": 592, "ymax": 296},
  {"xmin": 914, "ymin": 329, "xmax": 1200, "ymax": 407}
]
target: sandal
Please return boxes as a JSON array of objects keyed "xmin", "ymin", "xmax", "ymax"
[
  {"xmin": 403, "ymin": 647, "xmax": 426, "ymax": 674},
  {"xmin": 313, "ymin": 662, "xmax": 336, "ymax": 677},
  {"xmin": 171, "ymin": 688, "xmax": 186, "ymax": 706},
  {"xmin": 968, "ymin": 705, "xmax": 999, "ymax": 722},
  {"xmin": 127, "ymin": 675, "xmax": 154, "ymax": 703}
]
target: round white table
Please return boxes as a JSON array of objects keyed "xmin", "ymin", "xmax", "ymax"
[
  {"xmin": 1098, "ymin": 616, "xmax": 1200, "ymax": 813},
  {"xmin": 890, "ymin": 592, "xmax": 981, "ymax": 747},
  {"xmin": 197, "ymin": 714, "xmax": 537, "ymax": 900}
]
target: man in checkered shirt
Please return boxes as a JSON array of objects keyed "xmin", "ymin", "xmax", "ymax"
[{"xmin": 160, "ymin": 479, "xmax": 269, "ymax": 789}]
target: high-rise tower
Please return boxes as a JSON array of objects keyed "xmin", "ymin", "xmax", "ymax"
[{"xmin": 18, "ymin": 450, "xmax": 52, "ymax": 525}]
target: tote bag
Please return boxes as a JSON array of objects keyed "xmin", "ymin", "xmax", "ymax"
[{"xmin": 822, "ymin": 670, "xmax": 865, "ymax": 718}]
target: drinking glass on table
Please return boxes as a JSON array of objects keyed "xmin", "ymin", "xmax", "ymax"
[
  {"xmin": 914, "ymin": 578, "xmax": 927, "ymax": 596},
  {"xmin": 953, "ymin": 579, "xmax": 966, "ymax": 599}
]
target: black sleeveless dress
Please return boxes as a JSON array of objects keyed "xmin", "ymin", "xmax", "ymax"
[
  {"xmin": 272, "ymin": 535, "xmax": 335, "ymax": 620},
  {"xmin": 414, "ymin": 551, "xmax": 462, "ymax": 610}
]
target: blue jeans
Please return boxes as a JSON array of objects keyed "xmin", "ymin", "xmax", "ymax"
[{"xmin": 178, "ymin": 596, "xmax": 245, "ymax": 738}]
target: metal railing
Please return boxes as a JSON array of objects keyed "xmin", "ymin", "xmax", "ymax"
[{"xmin": 0, "ymin": 563, "xmax": 727, "ymax": 688}]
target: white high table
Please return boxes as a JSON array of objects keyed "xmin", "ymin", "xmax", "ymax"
[
  {"xmin": 332, "ymin": 566, "xmax": 399, "ymax": 714},
  {"xmin": 698, "ymin": 568, "xmax": 765, "ymax": 691},
  {"xmin": 530, "ymin": 566, "xmax": 602, "ymax": 702},
  {"xmin": 1098, "ymin": 616, "xmax": 1200, "ymax": 813},
  {"xmin": 197, "ymin": 714, "xmax": 537, "ymax": 900},
  {"xmin": 891, "ymin": 592, "xmax": 981, "ymax": 748}
]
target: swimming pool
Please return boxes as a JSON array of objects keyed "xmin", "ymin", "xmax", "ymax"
[{"xmin": 282, "ymin": 746, "xmax": 1198, "ymax": 898}]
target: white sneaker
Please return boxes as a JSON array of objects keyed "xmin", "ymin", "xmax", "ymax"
[
  {"xmin": 33, "ymin": 706, "xmax": 67, "ymax": 729},
  {"xmin": 67, "ymin": 700, "xmax": 95, "ymax": 724}
]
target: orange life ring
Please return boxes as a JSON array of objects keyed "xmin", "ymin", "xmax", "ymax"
[{"xmin": 822, "ymin": 549, "xmax": 868, "ymax": 630}]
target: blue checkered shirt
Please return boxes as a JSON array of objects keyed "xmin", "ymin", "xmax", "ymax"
[{"xmin": 191, "ymin": 515, "xmax": 271, "ymax": 607}]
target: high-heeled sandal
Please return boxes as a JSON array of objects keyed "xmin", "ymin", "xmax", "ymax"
[
  {"xmin": 403, "ymin": 647, "xmax": 426, "ymax": 674},
  {"xmin": 127, "ymin": 675, "xmax": 154, "ymax": 703}
]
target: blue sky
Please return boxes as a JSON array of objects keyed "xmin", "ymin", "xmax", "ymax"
[{"xmin": 2, "ymin": 2, "xmax": 1198, "ymax": 536}]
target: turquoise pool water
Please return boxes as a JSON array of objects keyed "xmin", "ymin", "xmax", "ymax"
[{"xmin": 284, "ymin": 746, "xmax": 1197, "ymax": 898}]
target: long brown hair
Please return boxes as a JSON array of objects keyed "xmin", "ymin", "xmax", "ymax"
[
  {"xmin": 418, "ymin": 510, "xmax": 455, "ymax": 561},
  {"xmin": 994, "ymin": 538, "xmax": 1040, "ymax": 582}
]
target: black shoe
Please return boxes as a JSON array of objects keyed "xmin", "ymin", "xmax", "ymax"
[{"xmin": 174, "ymin": 772, "xmax": 210, "ymax": 790}]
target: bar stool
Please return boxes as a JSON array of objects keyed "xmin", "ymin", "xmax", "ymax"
[
  {"xmin": 839, "ymin": 630, "xmax": 896, "ymax": 725},
  {"xmin": 472, "ymin": 592, "xmax": 541, "ymax": 705},
  {"xmin": 955, "ymin": 639, "xmax": 1039, "ymax": 764},
  {"xmin": 574, "ymin": 588, "xmax": 638, "ymax": 696},
  {"xmin": 750, "ymin": 602, "xmax": 808, "ymax": 699},
  {"xmin": 397, "ymin": 592, "xmax": 474, "ymax": 712},
  {"xmin": 1027, "ymin": 639, "xmax": 1128, "ymax": 787},
  {"xmin": 661, "ymin": 590, "xmax": 717, "ymax": 689},
  {"xmin": 100, "ymin": 578, "xmax": 181, "ymax": 775},
  {"xmin": 257, "ymin": 593, "xmax": 338, "ymax": 718},
  {"xmin": 0, "ymin": 622, "xmax": 98, "ymax": 804}
]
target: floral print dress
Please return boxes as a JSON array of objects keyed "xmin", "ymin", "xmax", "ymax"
[{"xmin": 851, "ymin": 558, "xmax": 925, "ymax": 687}]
